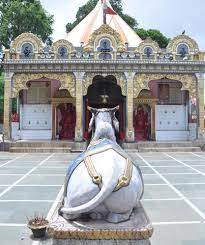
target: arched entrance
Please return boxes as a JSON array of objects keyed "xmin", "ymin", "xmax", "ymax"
[{"xmin": 84, "ymin": 75, "xmax": 126, "ymax": 142}]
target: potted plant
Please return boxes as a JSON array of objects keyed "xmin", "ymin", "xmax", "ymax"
[{"xmin": 27, "ymin": 215, "xmax": 49, "ymax": 238}]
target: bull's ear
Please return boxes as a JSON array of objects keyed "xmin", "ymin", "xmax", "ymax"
[{"xmin": 87, "ymin": 106, "xmax": 97, "ymax": 114}]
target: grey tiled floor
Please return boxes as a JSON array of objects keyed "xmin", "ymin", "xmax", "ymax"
[{"xmin": 0, "ymin": 152, "xmax": 205, "ymax": 245}]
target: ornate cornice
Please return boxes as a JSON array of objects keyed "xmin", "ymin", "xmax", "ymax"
[
  {"xmin": 12, "ymin": 73, "xmax": 76, "ymax": 98},
  {"xmin": 4, "ymin": 59, "xmax": 205, "ymax": 74}
]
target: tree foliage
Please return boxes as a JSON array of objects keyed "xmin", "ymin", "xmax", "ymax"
[
  {"xmin": 136, "ymin": 28, "xmax": 170, "ymax": 48},
  {"xmin": 66, "ymin": 0, "xmax": 138, "ymax": 33},
  {"xmin": 0, "ymin": 0, "xmax": 54, "ymax": 49}
]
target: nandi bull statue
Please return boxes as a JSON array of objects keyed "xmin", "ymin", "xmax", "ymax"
[{"xmin": 60, "ymin": 106, "xmax": 144, "ymax": 223}]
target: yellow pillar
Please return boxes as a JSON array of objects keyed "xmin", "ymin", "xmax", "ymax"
[
  {"xmin": 124, "ymin": 72, "xmax": 135, "ymax": 142},
  {"xmin": 3, "ymin": 73, "xmax": 13, "ymax": 139},
  {"xmin": 197, "ymin": 74, "xmax": 205, "ymax": 133},
  {"xmin": 74, "ymin": 72, "xmax": 85, "ymax": 141}
]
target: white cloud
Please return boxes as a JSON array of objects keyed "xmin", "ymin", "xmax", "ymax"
[{"xmin": 40, "ymin": 0, "xmax": 205, "ymax": 49}]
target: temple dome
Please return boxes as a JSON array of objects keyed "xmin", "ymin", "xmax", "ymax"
[{"xmin": 65, "ymin": 0, "xmax": 142, "ymax": 47}]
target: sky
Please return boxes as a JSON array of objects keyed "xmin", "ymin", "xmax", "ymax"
[{"xmin": 40, "ymin": 0, "xmax": 205, "ymax": 50}]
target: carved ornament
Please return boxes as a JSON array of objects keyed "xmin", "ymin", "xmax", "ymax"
[
  {"xmin": 10, "ymin": 33, "xmax": 43, "ymax": 53},
  {"xmin": 134, "ymin": 74, "xmax": 197, "ymax": 98},
  {"xmin": 135, "ymin": 37, "xmax": 160, "ymax": 53},
  {"xmin": 12, "ymin": 73, "xmax": 76, "ymax": 98},
  {"xmin": 84, "ymin": 24, "xmax": 125, "ymax": 52},
  {"xmin": 167, "ymin": 34, "xmax": 199, "ymax": 54},
  {"xmin": 52, "ymin": 39, "xmax": 75, "ymax": 53}
]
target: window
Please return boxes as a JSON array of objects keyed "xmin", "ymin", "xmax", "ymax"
[
  {"xmin": 27, "ymin": 82, "xmax": 50, "ymax": 104},
  {"xmin": 58, "ymin": 46, "xmax": 68, "ymax": 58},
  {"xmin": 97, "ymin": 38, "xmax": 113, "ymax": 52},
  {"xmin": 177, "ymin": 43, "xmax": 189, "ymax": 58},
  {"xmin": 144, "ymin": 46, "xmax": 153, "ymax": 58},
  {"xmin": 21, "ymin": 43, "xmax": 33, "ymax": 58},
  {"xmin": 159, "ymin": 84, "xmax": 169, "ymax": 103}
]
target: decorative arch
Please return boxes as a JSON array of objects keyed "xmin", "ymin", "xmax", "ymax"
[
  {"xmin": 135, "ymin": 37, "xmax": 160, "ymax": 54},
  {"xmin": 12, "ymin": 73, "xmax": 76, "ymax": 98},
  {"xmin": 83, "ymin": 72, "xmax": 127, "ymax": 96},
  {"xmin": 133, "ymin": 74, "xmax": 197, "ymax": 98},
  {"xmin": 52, "ymin": 39, "xmax": 75, "ymax": 53},
  {"xmin": 10, "ymin": 33, "xmax": 43, "ymax": 53},
  {"xmin": 84, "ymin": 24, "xmax": 125, "ymax": 52},
  {"xmin": 167, "ymin": 34, "xmax": 199, "ymax": 54}
]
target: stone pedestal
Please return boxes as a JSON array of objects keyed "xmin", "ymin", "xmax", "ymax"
[{"xmin": 48, "ymin": 203, "xmax": 153, "ymax": 245}]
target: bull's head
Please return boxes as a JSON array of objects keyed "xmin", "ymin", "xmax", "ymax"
[{"xmin": 88, "ymin": 106, "xmax": 120, "ymax": 135}]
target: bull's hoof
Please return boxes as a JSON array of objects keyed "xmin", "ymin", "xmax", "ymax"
[{"xmin": 106, "ymin": 210, "xmax": 132, "ymax": 223}]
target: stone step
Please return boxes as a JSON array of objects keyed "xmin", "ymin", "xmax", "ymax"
[
  {"xmin": 9, "ymin": 147, "xmax": 72, "ymax": 153},
  {"xmin": 10, "ymin": 141, "xmax": 86, "ymax": 148},
  {"xmin": 138, "ymin": 147, "xmax": 202, "ymax": 152},
  {"xmin": 122, "ymin": 142, "xmax": 202, "ymax": 150}
]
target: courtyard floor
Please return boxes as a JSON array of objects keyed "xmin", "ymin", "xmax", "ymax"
[{"xmin": 0, "ymin": 151, "xmax": 205, "ymax": 245}]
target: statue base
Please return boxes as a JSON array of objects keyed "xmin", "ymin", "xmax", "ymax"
[{"xmin": 48, "ymin": 202, "xmax": 153, "ymax": 245}]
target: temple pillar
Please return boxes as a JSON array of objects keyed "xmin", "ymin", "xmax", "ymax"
[
  {"xmin": 151, "ymin": 102, "xmax": 156, "ymax": 140},
  {"xmin": 74, "ymin": 72, "xmax": 85, "ymax": 141},
  {"xmin": 3, "ymin": 72, "xmax": 13, "ymax": 139},
  {"xmin": 52, "ymin": 104, "xmax": 56, "ymax": 140},
  {"xmin": 124, "ymin": 72, "xmax": 135, "ymax": 142},
  {"xmin": 196, "ymin": 73, "xmax": 205, "ymax": 136}
]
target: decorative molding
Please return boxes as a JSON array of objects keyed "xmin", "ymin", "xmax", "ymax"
[
  {"xmin": 167, "ymin": 34, "xmax": 199, "ymax": 54},
  {"xmin": 10, "ymin": 33, "xmax": 43, "ymax": 53},
  {"xmin": 83, "ymin": 72, "xmax": 127, "ymax": 96},
  {"xmin": 52, "ymin": 39, "xmax": 74, "ymax": 53},
  {"xmin": 135, "ymin": 37, "xmax": 160, "ymax": 53},
  {"xmin": 134, "ymin": 73, "xmax": 197, "ymax": 98},
  {"xmin": 12, "ymin": 73, "xmax": 76, "ymax": 98},
  {"xmin": 85, "ymin": 24, "xmax": 125, "ymax": 52}
]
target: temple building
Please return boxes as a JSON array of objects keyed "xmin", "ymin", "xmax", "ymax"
[{"xmin": 2, "ymin": 0, "xmax": 205, "ymax": 143}]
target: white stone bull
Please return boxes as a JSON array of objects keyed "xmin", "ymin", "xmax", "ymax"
[{"xmin": 60, "ymin": 106, "xmax": 144, "ymax": 223}]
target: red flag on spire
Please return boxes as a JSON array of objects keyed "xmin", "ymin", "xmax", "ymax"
[{"xmin": 105, "ymin": 6, "xmax": 117, "ymax": 15}]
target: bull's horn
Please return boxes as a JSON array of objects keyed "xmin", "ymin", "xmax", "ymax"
[{"xmin": 87, "ymin": 106, "xmax": 97, "ymax": 113}]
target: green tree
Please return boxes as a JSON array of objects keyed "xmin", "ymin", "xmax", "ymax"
[
  {"xmin": 66, "ymin": 0, "xmax": 138, "ymax": 33},
  {"xmin": 0, "ymin": 0, "xmax": 54, "ymax": 49},
  {"xmin": 136, "ymin": 28, "xmax": 170, "ymax": 48}
]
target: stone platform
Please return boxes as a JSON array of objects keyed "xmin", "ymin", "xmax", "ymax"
[{"xmin": 48, "ymin": 203, "xmax": 153, "ymax": 245}]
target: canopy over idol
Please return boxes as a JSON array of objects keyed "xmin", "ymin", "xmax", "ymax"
[{"xmin": 60, "ymin": 106, "xmax": 144, "ymax": 223}]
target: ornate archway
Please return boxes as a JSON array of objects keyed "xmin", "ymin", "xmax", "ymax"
[{"xmin": 12, "ymin": 73, "xmax": 76, "ymax": 98}]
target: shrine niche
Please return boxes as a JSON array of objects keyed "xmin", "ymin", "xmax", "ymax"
[
  {"xmin": 134, "ymin": 104, "xmax": 151, "ymax": 141},
  {"xmin": 133, "ymin": 89, "xmax": 158, "ymax": 141},
  {"xmin": 57, "ymin": 103, "xmax": 76, "ymax": 140}
]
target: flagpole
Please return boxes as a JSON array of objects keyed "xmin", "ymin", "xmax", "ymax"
[{"xmin": 103, "ymin": 0, "xmax": 107, "ymax": 24}]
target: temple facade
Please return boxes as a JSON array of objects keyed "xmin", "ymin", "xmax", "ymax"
[{"xmin": 2, "ymin": 0, "xmax": 205, "ymax": 142}]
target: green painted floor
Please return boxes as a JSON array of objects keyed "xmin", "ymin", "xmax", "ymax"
[{"xmin": 0, "ymin": 151, "xmax": 205, "ymax": 244}]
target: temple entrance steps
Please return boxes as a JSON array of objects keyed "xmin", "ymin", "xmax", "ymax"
[
  {"xmin": 7, "ymin": 140, "xmax": 203, "ymax": 153},
  {"xmin": 9, "ymin": 141, "xmax": 87, "ymax": 153},
  {"xmin": 122, "ymin": 141, "xmax": 202, "ymax": 152}
]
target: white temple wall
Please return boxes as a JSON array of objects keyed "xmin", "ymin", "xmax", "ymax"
[
  {"xmin": 155, "ymin": 105, "xmax": 190, "ymax": 141},
  {"xmin": 18, "ymin": 104, "xmax": 52, "ymax": 140}
]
